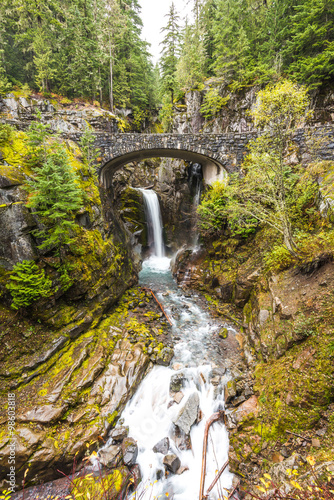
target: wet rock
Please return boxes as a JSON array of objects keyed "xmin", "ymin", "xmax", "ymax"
[
  {"xmin": 163, "ymin": 454, "xmax": 181, "ymax": 474},
  {"xmin": 170, "ymin": 372, "xmax": 185, "ymax": 393},
  {"xmin": 173, "ymin": 392, "xmax": 200, "ymax": 435},
  {"xmin": 18, "ymin": 404, "xmax": 67, "ymax": 424},
  {"xmin": 173, "ymin": 391, "xmax": 184, "ymax": 404},
  {"xmin": 122, "ymin": 437, "xmax": 138, "ymax": 466},
  {"xmin": 156, "ymin": 347, "xmax": 174, "ymax": 366},
  {"xmin": 153, "ymin": 437, "xmax": 170, "ymax": 454},
  {"xmin": 225, "ymin": 380, "xmax": 237, "ymax": 404},
  {"xmin": 226, "ymin": 396, "xmax": 259, "ymax": 428},
  {"xmin": 110, "ymin": 426, "xmax": 129, "ymax": 443},
  {"xmin": 66, "ymin": 315, "xmax": 93, "ymax": 339},
  {"xmin": 130, "ymin": 464, "xmax": 142, "ymax": 486},
  {"xmin": 176, "ymin": 465, "xmax": 189, "ymax": 475},
  {"xmin": 219, "ymin": 328, "xmax": 228, "ymax": 339},
  {"xmin": 99, "ymin": 444, "xmax": 122, "ymax": 468},
  {"xmin": 210, "ymin": 375, "xmax": 221, "ymax": 386}
]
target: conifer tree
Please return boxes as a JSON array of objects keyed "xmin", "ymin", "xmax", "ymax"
[
  {"xmin": 27, "ymin": 145, "xmax": 83, "ymax": 262},
  {"xmin": 160, "ymin": 2, "xmax": 180, "ymax": 105},
  {"xmin": 6, "ymin": 260, "xmax": 52, "ymax": 310}
]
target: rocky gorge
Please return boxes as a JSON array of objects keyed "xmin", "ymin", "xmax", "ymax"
[{"xmin": 0, "ymin": 84, "xmax": 334, "ymax": 499}]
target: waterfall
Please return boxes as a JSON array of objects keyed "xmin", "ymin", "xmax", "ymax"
[{"xmin": 140, "ymin": 189, "xmax": 165, "ymax": 258}]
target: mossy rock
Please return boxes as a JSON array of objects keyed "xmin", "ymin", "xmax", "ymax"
[{"xmin": 71, "ymin": 466, "xmax": 130, "ymax": 500}]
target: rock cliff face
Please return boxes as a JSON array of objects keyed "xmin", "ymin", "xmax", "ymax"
[
  {"xmin": 111, "ymin": 157, "xmax": 195, "ymax": 253},
  {"xmin": 172, "ymin": 81, "xmax": 334, "ymax": 134}
]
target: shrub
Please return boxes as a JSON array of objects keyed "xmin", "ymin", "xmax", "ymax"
[
  {"xmin": 264, "ymin": 245, "xmax": 294, "ymax": 273},
  {"xmin": 6, "ymin": 260, "xmax": 52, "ymax": 310},
  {"xmin": 200, "ymin": 87, "xmax": 229, "ymax": 119}
]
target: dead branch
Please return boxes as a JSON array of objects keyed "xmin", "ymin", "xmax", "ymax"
[
  {"xmin": 141, "ymin": 287, "xmax": 173, "ymax": 326},
  {"xmin": 285, "ymin": 430, "xmax": 312, "ymax": 442},
  {"xmin": 199, "ymin": 410, "xmax": 226, "ymax": 500},
  {"xmin": 205, "ymin": 459, "xmax": 229, "ymax": 495}
]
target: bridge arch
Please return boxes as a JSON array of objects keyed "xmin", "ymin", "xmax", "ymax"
[
  {"xmin": 96, "ymin": 133, "xmax": 253, "ymax": 188},
  {"xmin": 99, "ymin": 147, "xmax": 228, "ymax": 188}
]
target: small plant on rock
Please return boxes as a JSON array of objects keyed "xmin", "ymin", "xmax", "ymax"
[{"xmin": 6, "ymin": 260, "xmax": 52, "ymax": 310}]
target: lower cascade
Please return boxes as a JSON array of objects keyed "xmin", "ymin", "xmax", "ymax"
[{"xmin": 98, "ymin": 190, "xmax": 234, "ymax": 499}]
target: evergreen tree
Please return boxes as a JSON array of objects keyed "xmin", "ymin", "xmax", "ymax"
[
  {"xmin": 285, "ymin": 0, "xmax": 334, "ymax": 87},
  {"xmin": 6, "ymin": 260, "xmax": 52, "ymax": 310},
  {"xmin": 27, "ymin": 145, "xmax": 83, "ymax": 261},
  {"xmin": 176, "ymin": 23, "xmax": 207, "ymax": 90},
  {"xmin": 160, "ymin": 2, "xmax": 181, "ymax": 104}
]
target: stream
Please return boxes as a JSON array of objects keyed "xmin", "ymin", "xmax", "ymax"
[{"xmin": 100, "ymin": 190, "xmax": 235, "ymax": 499}]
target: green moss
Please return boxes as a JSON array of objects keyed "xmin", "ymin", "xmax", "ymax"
[{"xmin": 71, "ymin": 467, "xmax": 128, "ymax": 500}]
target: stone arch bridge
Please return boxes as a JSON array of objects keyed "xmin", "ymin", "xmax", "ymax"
[
  {"xmin": 94, "ymin": 127, "xmax": 334, "ymax": 188},
  {"xmin": 96, "ymin": 132, "xmax": 257, "ymax": 188}
]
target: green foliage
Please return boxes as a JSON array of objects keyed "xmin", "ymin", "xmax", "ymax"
[
  {"xmin": 26, "ymin": 115, "xmax": 51, "ymax": 167},
  {"xmin": 197, "ymin": 181, "xmax": 228, "ymax": 238},
  {"xmin": 79, "ymin": 126, "xmax": 99, "ymax": 173},
  {"xmin": 200, "ymin": 87, "xmax": 229, "ymax": 119},
  {"xmin": 264, "ymin": 244, "xmax": 294, "ymax": 273},
  {"xmin": 160, "ymin": 2, "xmax": 181, "ymax": 104},
  {"xmin": 284, "ymin": 0, "xmax": 334, "ymax": 88},
  {"xmin": 197, "ymin": 180, "xmax": 258, "ymax": 239},
  {"xmin": 6, "ymin": 260, "xmax": 52, "ymax": 310},
  {"xmin": 225, "ymin": 81, "xmax": 311, "ymax": 256},
  {"xmin": 0, "ymin": 0, "xmax": 156, "ymax": 112},
  {"xmin": 27, "ymin": 145, "xmax": 83, "ymax": 259},
  {"xmin": 0, "ymin": 123, "xmax": 13, "ymax": 146},
  {"xmin": 132, "ymin": 106, "xmax": 147, "ymax": 132},
  {"xmin": 176, "ymin": 23, "xmax": 207, "ymax": 90},
  {"xmin": 159, "ymin": 95, "xmax": 174, "ymax": 132}
]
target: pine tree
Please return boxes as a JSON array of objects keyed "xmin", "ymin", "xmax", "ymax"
[
  {"xmin": 160, "ymin": 2, "xmax": 180, "ymax": 105},
  {"xmin": 284, "ymin": 0, "xmax": 334, "ymax": 87},
  {"xmin": 27, "ymin": 145, "xmax": 83, "ymax": 261},
  {"xmin": 176, "ymin": 23, "xmax": 207, "ymax": 90}
]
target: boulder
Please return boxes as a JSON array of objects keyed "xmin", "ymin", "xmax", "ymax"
[
  {"xmin": 225, "ymin": 380, "xmax": 237, "ymax": 404},
  {"xmin": 226, "ymin": 396, "xmax": 259, "ymax": 429},
  {"xmin": 163, "ymin": 454, "xmax": 181, "ymax": 474},
  {"xmin": 121, "ymin": 437, "xmax": 138, "ymax": 466},
  {"xmin": 156, "ymin": 347, "xmax": 174, "ymax": 366},
  {"xmin": 110, "ymin": 426, "xmax": 129, "ymax": 443},
  {"xmin": 153, "ymin": 437, "xmax": 170, "ymax": 455},
  {"xmin": 170, "ymin": 372, "xmax": 185, "ymax": 393},
  {"xmin": 99, "ymin": 444, "xmax": 122, "ymax": 468},
  {"xmin": 173, "ymin": 391, "xmax": 184, "ymax": 404},
  {"xmin": 173, "ymin": 392, "xmax": 200, "ymax": 435}
]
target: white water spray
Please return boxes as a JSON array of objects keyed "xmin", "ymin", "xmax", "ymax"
[{"xmin": 97, "ymin": 189, "xmax": 234, "ymax": 499}]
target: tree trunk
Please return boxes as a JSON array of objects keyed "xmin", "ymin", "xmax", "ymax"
[{"xmin": 109, "ymin": 36, "xmax": 113, "ymax": 111}]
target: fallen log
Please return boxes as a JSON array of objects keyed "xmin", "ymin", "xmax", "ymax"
[
  {"xmin": 199, "ymin": 410, "xmax": 226, "ymax": 500},
  {"xmin": 141, "ymin": 287, "xmax": 173, "ymax": 326}
]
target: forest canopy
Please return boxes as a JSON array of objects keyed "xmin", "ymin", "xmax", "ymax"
[{"xmin": 0, "ymin": 0, "xmax": 333, "ymax": 112}]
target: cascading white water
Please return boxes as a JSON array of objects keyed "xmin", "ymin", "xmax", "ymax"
[
  {"xmin": 139, "ymin": 189, "xmax": 165, "ymax": 258},
  {"xmin": 120, "ymin": 257, "xmax": 234, "ymax": 499},
  {"xmin": 98, "ymin": 190, "xmax": 234, "ymax": 499}
]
